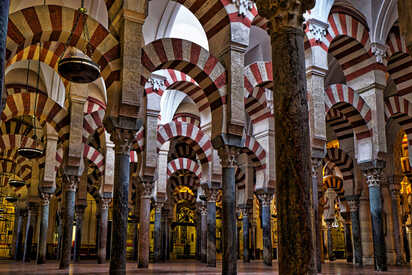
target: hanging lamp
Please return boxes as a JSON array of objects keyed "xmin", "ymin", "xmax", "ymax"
[
  {"xmin": 5, "ymin": 196, "xmax": 17, "ymax": 203},
  {"xmin": 58, "ymin": 0, "xmax": 100, "ymax": 83},
  {"xmin": 7, "ymin": 159, "xmax": 25, "ymax": 188},
  {"xmin": 17, "ymin": 49, "xmax": 44, "ymax": 159}
]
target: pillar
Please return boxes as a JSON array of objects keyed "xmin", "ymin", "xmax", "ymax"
[
  {"xmin": 59, "ymin": 175, "xmax": 78, "ymax": 269},
  {"xmin": 312, "ymin": 158, "xmax": 323, "ymax": 272},
  {"xmin": 360, "ymin": 161, "xmax": 387, "ymax": 271},
  {"xmin": 108, "ymin": 127, "xmax": 136, "ymax": 274},
  {"xmin": 254, "ymin": 1, "xmax": 316, "ymax": 273},
  {"xmin": 26, "ymin": 203, "xmax": 39, "ymax": 262},
  {"xmin": 257, "ymin": 191, "xmax": 273, "ymax": 266},
  {"xmin": 341, "ymin": 212, "xmax": 353, "ymax": 263},
  {"xmin": 200, "ymin": 203, "xmax": 208, "ymax": 263},
  {"xmin": 138, "ymin": 181, "xmax": 153, "ymax": 268},
  {"xmin": 206, "ymin": 189, "xmax": 218, "ymax": 267},
  {"xmin": 402, "ymin": 221, "xmax": 410, "ymax": 263},
  {"xmin": 346, "ymin": 196, "xmax": 362, "ymax": 266},
  {"xmin": 0, "ymin": 0, "xmax": 10, "ymax": 105},
  {"xmin": 97, "ymin": 198, "xmax": 111, "ymax": 264},
  {"xmin": 218, "ymin": 146, "xmax": 238, "ymax": 274},
  {"xmin": 12, "ymin": 207, "xmax": 22, "ymax": 260},
  {"xmin": 37, "ymin": 194, "xmax": 51, "ymax": 264},
  {"xmin": 73, "ymin": 205, "xmax": 85, "ymax": 262},
  {"xmin": 161, "ymin": 208, "xmax": 168, "ymax": 262},
  {"xmin": 250, "ymin": 221, "xmax": 256, "ymax": 260},
  {"xmin": 153, "ymin": 201, "xmax": 163, "ymax": 262},
  {"xmin": 389, "ymin": 179, "xmax": 405, "ymax": 265},
  {"xmin": 196, "ymin": 215, "xmax": 201, "ymax": 261},
  {"xmin": 22, "ymin": 207, "xmax": 32, "ymax": 262},
  {"xmin": 325, "ymin": 220, "xmax": 335, "ymax": 261},
  {"xmin": 240, "ymin": 205, "xmax": 250, "ymax": 263}
]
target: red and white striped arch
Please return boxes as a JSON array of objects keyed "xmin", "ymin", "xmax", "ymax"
[
  {"xmin": 133, "ymin": 127, "xmax": 144, "ymax": 153},
  {"xmin": 173, "ymin": 113, "xmax": 201, "ymax": 127},
  {"xmin": 141, "ymin": 38, "xmax": 226, "ymax": 138},
  {"xmin": 83, "ymin": 144, "xmax": 104, "ymax": 174},
  {"xmin": 167, "ymin": 158, "xmax": 202, "ymax": 179},
  {"xmin": 324, "ymin": 148, "xmax": 354, "ymax": 191},
  {"xmin": 169, "ymin": 173, "xmax": 201, "ymax": 191},
  {"xmin": 325, "ymin": 84, "xmax": 372, "ymax": 141},
  {"xmin": 386, "ymin": 27, "xmax": 412, "ymax": 97},
  {"xmin": 83, "ymin": 109, "xmax": 105, "ymax": 142},
  {"xmin": 326, "ymin": 108, "xmax": 354, "ymax": 141},
  {"xmin": 241, "ymin": 134, "xmax": 266, "ymax": 170},
  {"xmin": 1, "ymin": 92, "xmax": 70, "ymax": 143},
  {"xmin": 7, "ymin": 5, "xmax": 121, "ymax": 97},
  {"xmin": 157, "ymin": 121, "xmax": 212, "ymax": 164}
]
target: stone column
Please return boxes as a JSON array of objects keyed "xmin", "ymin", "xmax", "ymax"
[
  {"xmin": 0, "ymin": 0, "xmax": 9, "ymax": 106},
  {"xmin": 402, "ymin": 219, "xmax": 410, "ymax": 263},
  {"xmin": 153, "ymin": 201, "xmax": 163, "ymax": 262},
  {"xmin": 218, "ymin": 146, "xmax": 239, "ymax": 274},
  {"xmin": 27, "ymin": 203, "xmax": 39, "ymax": 262},
  {"xmin": 312, "ymin": 158, "xmax": 323, "ymax": 272},
  {"xmin": 257, "ymin": 191, "xmax": 273, "ymax": 266},
  {"xmin": 250, "ymin": 221, "xmax": 256, "ymax": 260},
  {"xmin": 59, "ymin": 175, "xmax": 78, "ymax": 269},
  {"xmin": 107, "ymin": 127, "xmax": 136, "ymax": 274},
  {"xmin": 22, "ymin": 207, "xmax": 32, "ymax": 262},
  {"xmin": 73, "ymin": 205, "xmax": 86, "ymax": 262},
  {"xmin": 138, "ymin": 181, "xmax": 153, "ymax": 268},
  {"xmin": 240, "ymin": 205, "xmax": 250, "ymax": 263},
  {"xmin": 97, "ymin": 198, "xmax": 111, "ymax": 264},
  {"xmin": 37, "ymin": 194, "xmax": 51, "ymax": 264},
  {"xmin": 254, "ymin": 1, "xmax": 316, "ymax": 273},
  {"xmin": 389, "ymin": 179, "xmax": 405, "ymax": 265},
  {"xmin": 196, "ymin": 215, "xmax": 201, "ymax": 261},
  {"xmin": 360, "ymin": 161, "xmax": 387, "ymax": 271},
  {"xmin": 206, "ymin": 189, "xmax": 218, "ymax": 267},
  {"xmin": 161, "ymin": 208, "xmax": 169, "ymax": 262},
  {"xmin": 325, "ymin": 220, "xmax": 335, "ymax": 261},
  {"xmin": 346, "ymin": 196, "xmax": 362, "ymax": 266},
  {"xmin": 341, "ymin": 212, "xmax": 353, "ymax": 263},
  {"xmin": 200, "ymin": 203, "xmax": 208, "ymax": 263},
  {"xmin": 12, "ymin": 207, "xmax": 22, "ymax": 260}
]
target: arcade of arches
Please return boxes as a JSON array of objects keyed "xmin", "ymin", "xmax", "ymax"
[{"xmin": 1, "ymin": 0, "xmax": 412, "ymax": 274}]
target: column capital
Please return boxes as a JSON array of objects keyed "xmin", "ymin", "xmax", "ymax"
[
  {"xmin": 199, "ymin": 204, "xmax": 208, "ymax": 216},
  {"xmin": 203, "ymin": 186, "xmax": 220, "ymax": 203},
  {"xmin": 345, "ymin": 195, "xmax": 360, "ymax": 213},
  {"xmin": 254, "ymin": 0, "xmax": 315, "ymax": 34},
  {"xmin": 256, "ymin": 189, "xmax": 274, "ymax": 207},
  {"xmin": 64, "ymin": 174, "xmax": 80, "ymax": 192},
  {"xmin": 371, "ymin": 42, "xmax": 387, "ymax": 64},
  {"xmin": 154, "ymin": 202, "xmax": 164, "ymax": 213},
  {"xmin": 359, "ymin": 160, "xmax": 386, "ymax": 188},
  {"xmin": 40, "ymin": 193, "xmax": 52, "ymax": 206},
  {"xmin": 311, "ymin": 157, "xmax": 323, "ymax": 178},
  {"xmin": 100, "ymin": 198, "xmax": 112, "ymax": 209},
  {"xmin": 111, "ymin": 127, "xmax": 137, "ymax": 155},
  {"xmin": 239, "ymin": 204, "xmax": 250, "ymax": 217},
  {"xmin": 141, "ymin": 181, "xmax": 153, "ymax": 199},
  {"xmin": 75, "ymin": 204, "xmax": 86, "ymax": 214},
  {"xmin": 218, "ymin": 145, "xmax": 239, "ymax": 168}
]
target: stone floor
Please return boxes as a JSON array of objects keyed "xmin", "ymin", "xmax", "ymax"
[{"xmin": 0, "ymin": 260, "xmax": 411, "ymax": 274}]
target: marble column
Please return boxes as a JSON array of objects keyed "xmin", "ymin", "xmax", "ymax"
[
  {"xmin": 360, "ymin": 162, "xmax": 387, "ymax": 271},
  {"xmin": 341, "ymin": 212, "xmax": 353, "ymax": 263},
  {"xmin": 138, "ymin": 182, "xmax": 153, "ymax": 268},
  {"xmin": 218, "ymin": 146, "xmax": 238, "ymax": 274},
  {"xmin": 402, "ymin": 221, "xmax": 410, "ymax": 263},
  {"xmin": 0, "ymin": 0, "xmax": 9, "ymax": 104},
  {"xmin": 325, "ymin": 220, "xmax": 335, "ymax": 261},
  {"xmin": 153, "ymin": 201, "xmax": 163, "ymax": 262},
  {"xmin": 346, "ymin": 196, "xmax": 362, "ymax": 266},
  {"xmin": 73, "ymin": 205, "xmax": 85, "ymax": 262},
  {"xmin": 200, "ymin": 204, "xmax": 208, "ymax": 263},
  {"xmin": 196, "ymin": 215, "xmax": 201, "ymax": 261},
  {"xmin": 161, "ymin": 208, "xmax": 168, "ymax": 262},
  {"xmin": 312, "ymin": 158, "xmax": 323, "ymax": 273},
  {"xmin": 206, "ymin": 190, "xmax": 218, "ymax": 267},
  {"xmin": 22, "ymin": 207, "xmax": 31, "ymax": 262},
  {"xmin": 27, "ymin": 203, "xmax": 39, "ymax": 262},
  {"xmin": 59, "ymin": 175, "xmax": 79, "ymax": 269},
  {"xmin": 108, "ymin": 128, "xmax": 136, "ymax": 275},
  {"xmin": 250, "ymin": 222, "xmax": 256, "ymax": 260},
  {"xmin": 254, "ymin": 1, "xmax": 316, "ymax": 273},
  {"xmin": 389, "ymin": 180, "xmax": 405, "ymax": 265},
  {"xmin": 240, "ymin": 205, "xmax": 250, "ymax": 263},
  {"xmin": 12, "ymin": 207, "xmax": 22, "ymax": 260},
  {"xmin": 257, "ymin": 191, "xmax": 273, "ymax": 266},
  {"xmin": 97, "ymin": 198, "xmax": 111, "ymax": 264},
  {"xmin": 37, "ymin": 194, "xmax": 51, "ymax": 264}
]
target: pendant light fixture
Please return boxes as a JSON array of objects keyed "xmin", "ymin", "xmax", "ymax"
[
  {"xmin": 17, "ymin": 46, "xmax": 44, "ymax": 159},
  {"xmin": 58, "ymin": 0, "xmax": 100, "ymax": 83}
]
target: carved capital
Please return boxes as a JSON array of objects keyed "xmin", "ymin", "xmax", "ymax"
[
  {"xmin": 40, "ymin": 193, "xmax": 52, "ymax": 206},
  {"xmin": 232, "ymin": 0, "xmax": 253, "ymax": 17},
  {"xmin": 64, "ymin": 175, "xmax": 79, "ymax": 192},
  {"xmin": 199, "ymin": 204, "xmax": 208, "ymax": 215},
  {"xmin": 100, "ymin": 198, "xmax": 112, "ymax": 209},
  {"xmin": 218, "ymin": 145, "xmax": 239, "ymax": 168},
  {"xmin": 346, "ymin": 197, "xmax": 360, "ymax": 213},
  {"xmin": 203, "ymin": 186, "xmax": 220, "ymax": 202},
  {"xmin": 306, "ymin": 18, "xmax": 328, "ymax": 42},
  {"xmin": 311, "ymin": 157, "xmax": 322, "ymax": 178},
  {"xmin": 155, "ymin": 202, "xmax": 164, "ymax": 213},
  {"xmin": 371, "ymin": 43, "xmax": 387, "ymax": 64},
  {"xmin": 110, "ymin": 127, "xmax": 137, "ymax": 155},
  {"xmin": 363, "ymin": 168, "xmax": 384, "ymax": 188},
  {"xmin": 240, "ymin": 205, "xmax": 250, "ymax": 217},
  {"xmin": 141, "ymin": 181, "xmax": 153, "ymax": 199},
  {"xmin": 148, "ymin": 77, "xmax": 165, "ymax": 91},
  {"xmin": 257, "ymin": 192, "xmax": 273, "ymax": 207},
  {"xmin": 255, "ymin": 0, "xmax": 315, "ymax": 33}
]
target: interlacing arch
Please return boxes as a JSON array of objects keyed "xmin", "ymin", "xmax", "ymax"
[
  {"xmin": 173, "ymin": 113, "xmax": 201, "ymax": 128},
  {"xmin": 157, "ymin": 121, "xmax": 212, "ymax": 164},
  {"xmin": 326, "ymin": 108, "xmax": 354, "ymax": 141},
  {"xmin": 7, "ymin": 5, "xmax": 121, "ymax": 97},
  {"xmin": 1, "ymin": 92, "xmax": 70, "ymax": 144},
  {"xmin": 384, "ymin": 95, "xmax": 412, "ymax": 162},
  {"xmin": 83, "ymin": 144, "xmax": 104, "ymax": 174},
  {"xmin": 240, "ymin": 133, "xmax": 266, "ymax": 170},
  {"xmin": 83, "ymin": 109, "xmax": 105, "ymax": 142},
  {"xmin": 386, "ymin": 26, "xmax": 412, "ymax": 97},
  {"xmin": 323, "ymin": 148, "xmax": 354, "ymax": 190},
  {"xmin": 0, "ymin": 154, "xmax": 32, "ymax": 181},
  {"xmin": 167, "ymin": 158, "xmax": 201, "ymax": 179},
  {"xmin": 169, "ymin": 172, "xmax": 201, "ymax": 191},
  {"xmin": 141, "ymin": 38, "xmax": 226, "ymax": 139},
  {"xmin": 325, "ymin": 84, "xmax": 372, "ymax": 141}
]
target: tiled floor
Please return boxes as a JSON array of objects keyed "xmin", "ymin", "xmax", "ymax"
[{"xmin": 0, "ymin": 260, "xmax": 411, "ymax": 274}]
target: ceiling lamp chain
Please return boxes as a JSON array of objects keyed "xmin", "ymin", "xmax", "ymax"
[{"xmin": 58, "ymin": 0, "xmax": 101, "ymax": 83}]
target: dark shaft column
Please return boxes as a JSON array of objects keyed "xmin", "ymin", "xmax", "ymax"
[
  {"xmin": 218, "ymin": 146, "xmax": 238, "ymax": 275},
  {"xmin": 196, "ymin": 216, "xmax": 201, "ymax": 261},
  {"xmin": 138, "ymin": 182, "xmax": 152, "ymax": 268},
  {"xmin": 73, "ymin": 206, "xmax": 85, "ymax": 262},
  {"xmin": 258, "ymin": 193, "xmax": 273, "ymax": 266},
  {"xmin": 161, "ymin": 209, "xmax": 168, "ymax": 262},
  {"xmin": 362, "ymin": 165, "xmax": 387, "ymax": 271},
  {"xmin": 326, "ymin": 220, "xmax": 335, "ymax": 261},
  {"xmin": 97, "ymin": 198, "xmax": 110, "ymax": 264},
  {"xmin": 109, "ymin": 134, "xmax": 133, "ymax": 275},
  {"xmin": 200, "ymin": 205, "xmax": 208, "ymax": 263},
  {"xmin": 250, "ymin": 223, "xmax": 256, "ymax": 260},
  {"xmin": 403, "ymin": 223, "xmax": 410, "ymax": 262},
  {"xmin": 347, "ymin": 198, "xmax": 362, "ymax": 266},
  {"xmin": 22, "ymin": 208, "xmax": 32, "ymax": 262},
  {"xmin": 59, "ymin": 176, "xmax": 78, "ymax": 269},
  {"xmin": 241, "ymin": 207, "xmax": 250, "ymax": 263},
  {"xmin": 153, "ymin": 202, "xmax": 163, "ymax": 263},
  {"xmin": 389, "ymin": 183, "xmax": 405, "ymax": 265},
  {"xmin": 0, "ymin": 0, "xmax": 10, "ymax": 107},
  {"xmin": 312, "ymin": 159, "xmax": 322, "ymax": 273},
  {"xmin": 11, "ymin": 208, "xmax": 22, "ymax": 260},
  {"xmin": 342, "ymin": 214, "xmax": 353, "ymax": 263},
  {"xmin": 37, "ymin": 194, "xmax": 51, "ymax": 264},
  {"xmin": 207, "ymin": 199, "xmax": 217, "ymax": 266},
  {"xmin": 254, "ymin": 1, "xmax": 316, "ymax": 273}
]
